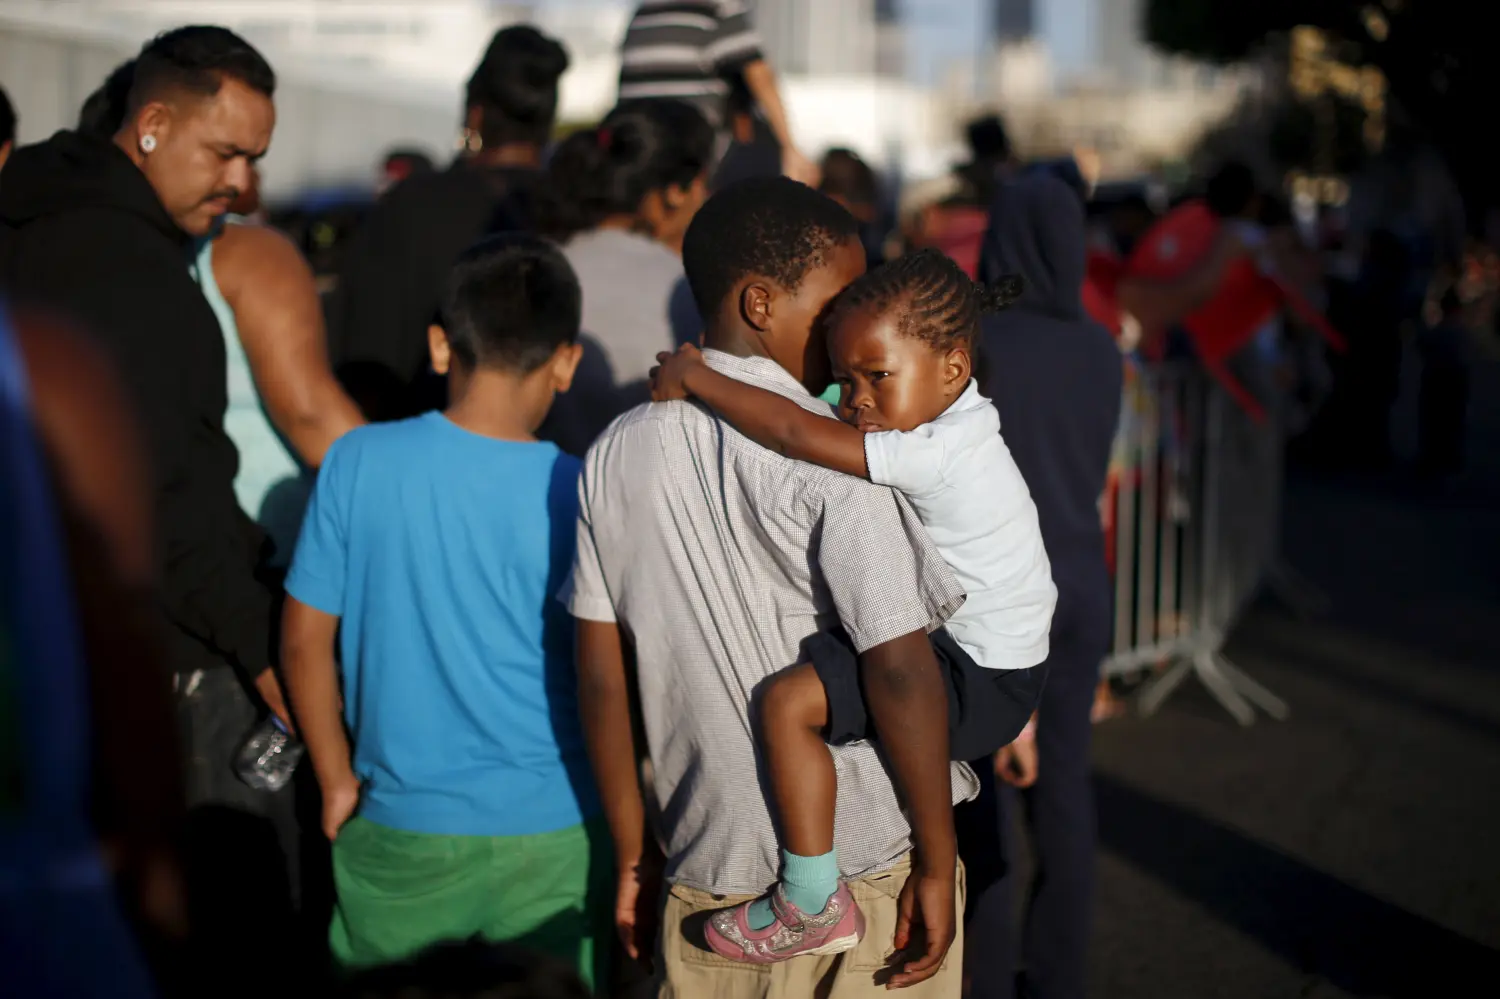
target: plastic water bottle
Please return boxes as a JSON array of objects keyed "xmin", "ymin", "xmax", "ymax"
[{"xmin": 234, "ymin": 716, "xmax": 304, "ymax": 792}]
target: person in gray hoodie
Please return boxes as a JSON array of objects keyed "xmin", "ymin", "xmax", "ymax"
[{"xmin": 959, "ymin": 172, "xmax": 1123, "ymax": 999}]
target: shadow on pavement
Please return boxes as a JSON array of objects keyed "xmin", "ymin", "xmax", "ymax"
[
  {"xmin": 1232, "ymin": 619, "xmax": 1500, "ymax": 743},
  {"xmin": 1095, "ymin": 773, "xmax": 1500, "ymax": 996}
]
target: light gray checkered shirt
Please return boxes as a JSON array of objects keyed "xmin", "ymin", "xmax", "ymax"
[{"xmin": 564, "ymin": 349, "xmax": 980, "ymax": 895}]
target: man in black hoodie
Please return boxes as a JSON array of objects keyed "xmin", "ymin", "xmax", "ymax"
[
  {"xmin": 959, "ymin": 173, "xmax": 1124, "ymax": 999},
  {"xmin": 0, "ymin": 25, "xmax": 291, "ymax": 905}
]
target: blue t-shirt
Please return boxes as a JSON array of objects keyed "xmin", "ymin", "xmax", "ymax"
[{"xmin": 285, "ymin": 413, "xmax": 597, "ymax": 837}]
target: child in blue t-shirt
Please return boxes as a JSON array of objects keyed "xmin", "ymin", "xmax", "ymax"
[{"xmin": 281, "ymin": 234, "xmax": 607, "ymax": 986}]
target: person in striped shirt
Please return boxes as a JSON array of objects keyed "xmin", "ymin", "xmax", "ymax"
[{"xmin": 618, "ymin": 1, "xmax": 818, "ymax": 185}]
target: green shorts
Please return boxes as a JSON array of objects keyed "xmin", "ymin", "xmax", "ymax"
[{"xmin": 330, "ymin": 815, "xmax": 613, "ymax": 990}]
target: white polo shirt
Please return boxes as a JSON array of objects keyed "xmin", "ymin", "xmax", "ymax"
[{"xmin": 864, "ymin": 380, "xmax": 1057, "ymax": 669}]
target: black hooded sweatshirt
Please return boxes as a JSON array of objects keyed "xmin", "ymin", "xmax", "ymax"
[
  {"xmin": 0, "ymin": 130, "xmax": 274, "ymax": 684},
  {"xmin": 977, "ymin": 173, "xmax": 1123, "ymax": 605},
  {"xmin": 324, "ymin": 162, "xmax": 540, "ymax": 418}
]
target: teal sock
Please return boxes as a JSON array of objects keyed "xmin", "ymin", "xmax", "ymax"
[{"xmin": 747, "ymin": 849, "xmax": 840, "ymax": 930}]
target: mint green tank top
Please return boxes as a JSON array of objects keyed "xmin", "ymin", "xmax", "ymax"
[{"xmin": 190, "ymin": 223, "xmax": 308, "ymax": 566}]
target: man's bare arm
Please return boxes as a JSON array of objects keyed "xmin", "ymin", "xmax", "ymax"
[
  {"xmin": 1117, "ymin": 229, "xmax": 1247, "ymax": 336},
  {"xmin": 740, "ymin": 59, "xmax": 817, "ymax": 185},
  {"xmin": 576, "ymin": 618, "xmax": 646, "ymax": 868},
  {"xmin": 214, "ymin": 224, "xmax": 364, "ymax": 467},
  {"xmin": 860, "ymin": 628, "xmax": 956, "ymax": 988},
  {"xmin": 860, "ymin": 629, "xmax": 955, "ymax": 871},
  {"xmin": 577, "ymin": 617, "xmax": 664, "ymax": 962}
]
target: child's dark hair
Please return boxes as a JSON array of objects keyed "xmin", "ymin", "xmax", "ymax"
[
  {"xmin": 540, "ymin": 100, "xmax": 713, "ymax": 240},
  {"xmin": 338, "ymin": 938, "xmax": 590, "ymax": 999},
  {"xmin": 466, "ymin": 26, "xmax": 570, "ymax": 149},
  {"xmin": 831, "ymin": 248, "xmax": 1024, "ymax": 352},
  {"xmin": 682, "ymin": 176, "xmax": 861, "ymax": 317},
  {"xmin": 819, "ymin": 148, "xmax": 879, "ymax": 209},
  {"xmin": 439, "ymin": 233, "xmax": 581, "ymax": 373}
]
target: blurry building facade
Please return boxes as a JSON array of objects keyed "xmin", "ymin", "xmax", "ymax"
[
  {"xmin": 972, "ymin": 0, "xmax": 1256, "ymax": 173},
  {"xmin": 753, "ymin": 0, "xmax": 879, "ymax": 77},
  {"xmin": 0, "ymin": 0, "xmax": 952, "ymax": 189},
  {"xmin": 874, "ymin": 0, "xmax": 904, "ymax": 79},
  {"xmin": 994, "ymin": 0, "xmax": 1035, "ymax": 44}
]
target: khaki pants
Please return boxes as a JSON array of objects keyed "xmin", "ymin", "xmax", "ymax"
[{"xmin": 657, "ymin": 856, "xmax": 965, "ymax": 998}]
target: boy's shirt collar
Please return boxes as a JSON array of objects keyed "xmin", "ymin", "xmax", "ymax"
[{"xmin": 701, "ymin": 348, "xmax": 817, "ymax": 404}]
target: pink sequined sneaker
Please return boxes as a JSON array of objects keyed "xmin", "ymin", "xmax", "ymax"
[{"xmin": 703, "ymin": 881, "xmax": 864, "ymax": 964}]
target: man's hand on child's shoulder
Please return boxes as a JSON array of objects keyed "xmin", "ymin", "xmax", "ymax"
[{"xmin": 650, "ymin": 343, "xmax": 706, "ymax": 403}]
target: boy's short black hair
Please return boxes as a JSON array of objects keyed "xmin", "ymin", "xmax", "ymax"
[
  {"xmin": 339, "ymin": 938, "xmax": 591, "ymax": 999},
  {"xmin": 819, "ymin": 148, "xmax": 879, "ymax": 209},
  {"xmin": 682, "ymin": 177, "xmax": 860, "ymax": 318},
  {"xmin": 439, "ymin": 233, "xmax": 581, "ymax": 373},
  {"xmin": 0, "ymin": 84, "xmax": 15, "ymax": 148}
]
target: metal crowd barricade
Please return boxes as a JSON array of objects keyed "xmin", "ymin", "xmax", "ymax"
[{"xmin": 1100, "ymin": 361, "xmax": 1290, "ymax": 725}]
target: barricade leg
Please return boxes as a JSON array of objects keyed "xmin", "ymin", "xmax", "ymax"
[
  {"xmin": 1135, "ymin": 643, "xmax": 1290, "ymax": 725},
  {"xmin": 1191, "ymin": 649, "xmax": 1258, "ymax": 726},
  {"xmin": 1135, "ymin": 657, "xmax": 1193, "ymax": 718},
  {"xmin": 1214, "ymin": 654, "xmax": 1291, "ymax": 720}
]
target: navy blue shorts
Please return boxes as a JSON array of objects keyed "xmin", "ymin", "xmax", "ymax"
[{"xmin": 807, "ymin": 628, "xmax": 1047, "ymax": 762}]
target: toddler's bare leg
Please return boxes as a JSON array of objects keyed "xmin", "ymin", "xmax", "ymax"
[{"xmin": 760, "ymin": 663, "xmax": 835, "ymax": 856}]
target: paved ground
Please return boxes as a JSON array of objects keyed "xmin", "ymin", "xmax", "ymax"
[{"xmin": 1077, "ymin": 351, "xmax": 1500, "ymax": 997}]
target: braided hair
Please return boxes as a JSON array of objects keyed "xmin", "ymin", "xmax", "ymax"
[{"xmin": 830, "ymin": 248, "xmax": 1024, "ymax": 353}]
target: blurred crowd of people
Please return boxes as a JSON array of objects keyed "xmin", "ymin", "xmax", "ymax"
[{"xmin": 0, "ymin": 2, "xmax": 1490, "ymax": 999}]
